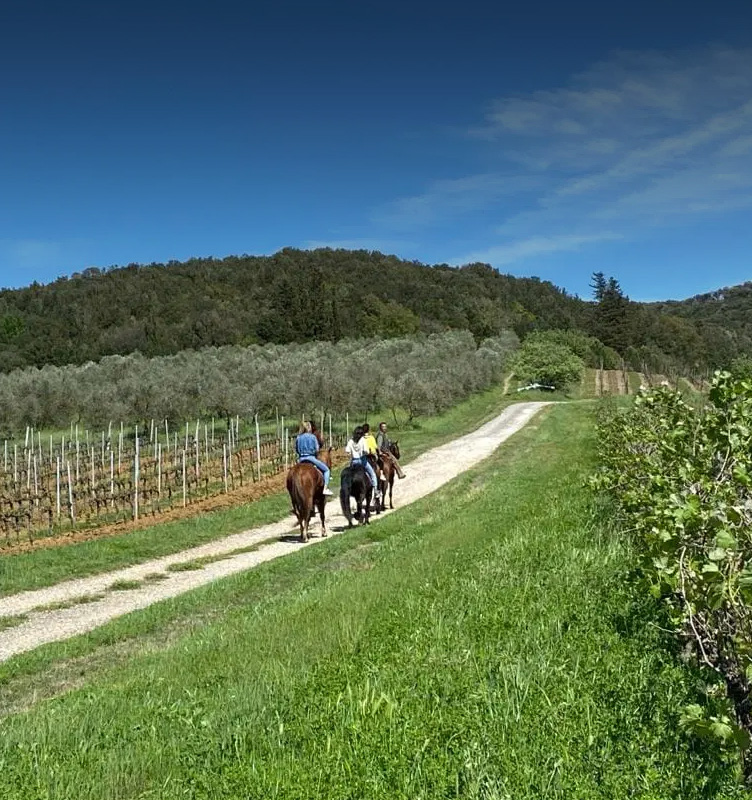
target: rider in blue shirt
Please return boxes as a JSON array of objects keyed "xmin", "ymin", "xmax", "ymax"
[{"xmin": 295, "ymin": 422, "xmax": 333, "ymax": 496}]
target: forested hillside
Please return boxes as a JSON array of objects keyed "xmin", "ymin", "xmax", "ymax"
[
  {"xmin": 651, "ymin": 282, "xmax": 752, "ymax": 365},
  {"xmin": 0, "ymin": 248, "xmax": 742, "ymax": 376}
]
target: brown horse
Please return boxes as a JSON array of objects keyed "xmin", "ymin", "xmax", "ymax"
[
  {"xmin": 286, "ymin": 447, "xmax": 332, "ymax": 543},
  {"xmin": 376, "ymin": 441, "xmax": 401, "ymax": 512}
]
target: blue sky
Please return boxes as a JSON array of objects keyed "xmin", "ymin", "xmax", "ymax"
[{"xmin": 1, "ymin": 1, "xmax": 751, "ymax": 301}]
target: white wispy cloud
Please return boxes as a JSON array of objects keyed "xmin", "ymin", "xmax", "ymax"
[
  {"xmin": 452, "ymin": 233, "xmax": 623, "ymax": 267},
  {"xmin": 369, "ymin": 173, "xmax": 544, "ymax": 230},
  {"xmin": 373, "ymin": 45, "xmax": 752, "ymax": 271}
]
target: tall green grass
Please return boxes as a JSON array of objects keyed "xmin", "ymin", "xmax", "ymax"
[{"xmin": 0, "ymin": 404, "xmax": 743, "ymax": 798}]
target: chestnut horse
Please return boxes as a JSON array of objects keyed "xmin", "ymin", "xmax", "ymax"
[
  {"xmin": 376, "ymin": 441, "xmax": 401, "ymax": 512},
  {"xmin": 286, "ymin": 447, "xmax": 332, "ymax": 542}
]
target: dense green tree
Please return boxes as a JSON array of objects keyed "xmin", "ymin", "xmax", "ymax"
[
  {"xmin": 589, "ymin": 271, "xmax": 607, "ymax": 302},
  {"xmin": 589, "ymin": 276, "xmax": 634, "ymax": 352},
  {"xmin": 730, "ymin": 355, "xmax": 752, "ymax": 379},
  {"xmin": 509, "ymin": 339, "xmax": 585, "ymax": 390},
  {"xmin": 522, "ymin": 329, "xmax": 619, "ymax": 368}
]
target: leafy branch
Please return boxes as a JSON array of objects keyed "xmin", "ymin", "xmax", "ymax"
[{"xmin": 592, "ymin": 372, "xmax": 752, "ymax": 781}]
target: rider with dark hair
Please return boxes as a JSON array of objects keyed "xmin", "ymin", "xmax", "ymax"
[
  {"xmin": 295, "ymin": 421, "xmax": 333, "ymax": 496},
  {"xmin": 309, "ymin": 420, "xmax": 325, "ymax": 449},
  {"xmin": 345, "ymin": 425, "xmax": 381, "ymax": 503},
  {"xmin": 376, "ymin": 421, "xmax": 405, "ymax": 479}
]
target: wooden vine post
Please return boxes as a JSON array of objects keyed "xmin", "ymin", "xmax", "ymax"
[
  {"xmin": 67, "ymin": 461, "xmax": 74, "ymax": 524},
  {"xmin": 56, "ymin": 457, "xmax": 61, "ymax": 519},
  {"xmin": 134, "ymin": 427, "xmax": 140, "ymax": 521},
  {"xmin": 222, "ymin": 443, "xmax": 228, "ymax": 493},
  {"xmin": 255, "ymin": 414, "xmax": 261, "ymax": 481}
]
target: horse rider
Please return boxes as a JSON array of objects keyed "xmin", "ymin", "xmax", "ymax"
[
  {"xmin": 345, "ymin": 425, "xmax": 381, "ymax": 504},
  {"xmin": 362, "ymin": 422, "xmax": 384, "ymax": 478},
  {"xmin": 376, "ymin": 421, "xmax": 405, "ymax": 479},
  {"xmin": 295, "ymin": 421, "xmax": 333, "ymax": 496},
  {"xmin": 309, "ymin": 419, "xmax": 325, "ymax": 449},
  {"xmin": 361, "ymin": 423, "xmax": 378, "ymax": 461}
]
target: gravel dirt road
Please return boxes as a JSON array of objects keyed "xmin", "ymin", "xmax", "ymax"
[{"xmin": 0, "ymin": 401, "xmax": 549, "ymax": 662}]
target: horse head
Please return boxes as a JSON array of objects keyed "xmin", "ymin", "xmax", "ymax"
[
  {"xmin": 318, "ymin": 446, "xmax": 333, "ymax": 468},
  {"xmin": 390, "ymin": 441, "xmax": 400, "ymax": 460}
]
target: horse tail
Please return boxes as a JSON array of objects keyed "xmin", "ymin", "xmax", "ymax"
[
  {"xmin": 288, "ymin": 473, "xmax": 307, "ymax": 519},
  {"xmin": 340, "ymin": 467, "xmax": 352, "ymax": 525}
]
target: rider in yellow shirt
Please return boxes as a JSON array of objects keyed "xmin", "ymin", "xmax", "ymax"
[
  {"xmin": 362, "ymin": 423, "xmax": 378, "ymax": 457},
  {"xmin": 362, "ymin": 423, "xmax": 383, "ymax": 491}
]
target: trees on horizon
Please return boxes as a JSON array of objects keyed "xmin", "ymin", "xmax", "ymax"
[{"xmin": 0, "ymin": 250, "xmax": 743, "ymax": 380}]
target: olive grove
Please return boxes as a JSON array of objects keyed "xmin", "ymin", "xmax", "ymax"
[{"xmin": 0, "ymin": 331, "xmax": 519, "ymax": 435}]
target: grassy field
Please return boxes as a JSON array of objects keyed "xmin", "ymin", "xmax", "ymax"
[
  {"xmin": 0, "ymin": 382, "xmax": 523, "ymax": 597},
  {"xmin": 0, "ymin": 403, "xmax": 744, "ymax": 799}
]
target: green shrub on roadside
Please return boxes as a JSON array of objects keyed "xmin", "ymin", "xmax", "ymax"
[
  {"xmin": 593, "ymin": 372, "xmax": 752, "ymax": 782},
  {"xmin": 510, "ymin": 338, "xmax": 584, "ymax": 390}
]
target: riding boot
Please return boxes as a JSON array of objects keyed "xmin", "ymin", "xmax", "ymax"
[{"xmin": 388, "ymin": 452, "xmax": 405, "ymax": 479}]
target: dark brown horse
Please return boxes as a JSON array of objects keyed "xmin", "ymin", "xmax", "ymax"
[
  {"xmin": 339, "ymin": 463, "xmax": 373, "ymax": 527},
  {"xmin": 376, "ymin": 441, "xmax": 401, "ymax": 512},
  {"xmin": 286, "ymin": 447, "xmax": 332, "ymax": 542}
]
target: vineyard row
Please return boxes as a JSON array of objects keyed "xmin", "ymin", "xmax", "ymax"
[{"xmin": 0, "ymin": 417, "xmax": 348, "ymax": 547}]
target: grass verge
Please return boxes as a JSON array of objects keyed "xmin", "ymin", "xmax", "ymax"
[
  {"xmin": 0, "ymin": 403, "xmax": 744, "ymax": 798},
  {"xmin": 0, "ymin": 383, "xmax": 521, "ymax": 597},
  {"xmin": 0, "ymin": 614, "xmax": 27, "ymax": 631}
]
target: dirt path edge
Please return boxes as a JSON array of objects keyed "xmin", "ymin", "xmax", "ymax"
[{"xmin": 0, "ymin": 401, "xmax": 550, "ymax": 663}]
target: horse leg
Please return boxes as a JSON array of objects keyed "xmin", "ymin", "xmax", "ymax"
[
  {"xmin": 374, "ymin": 479, "xmax": 382, "ymax": 514},
  {"xmin": 301, "ymin": 500, "xmax": 311, "ymax": 543},
  {"xmin": 292, "ymin": 500, "xmax": 305, "ymax": 541},
  {"xmin": 339, "ymin": 479, "xmax": 352, "ymax": 528},
  {"xmin": 318, "ymin": 493, "xmax": 327, "ymax": 537},
  {"xmin": 389, "ymin": 475, "xmax": 394, "ymax": 509}
]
